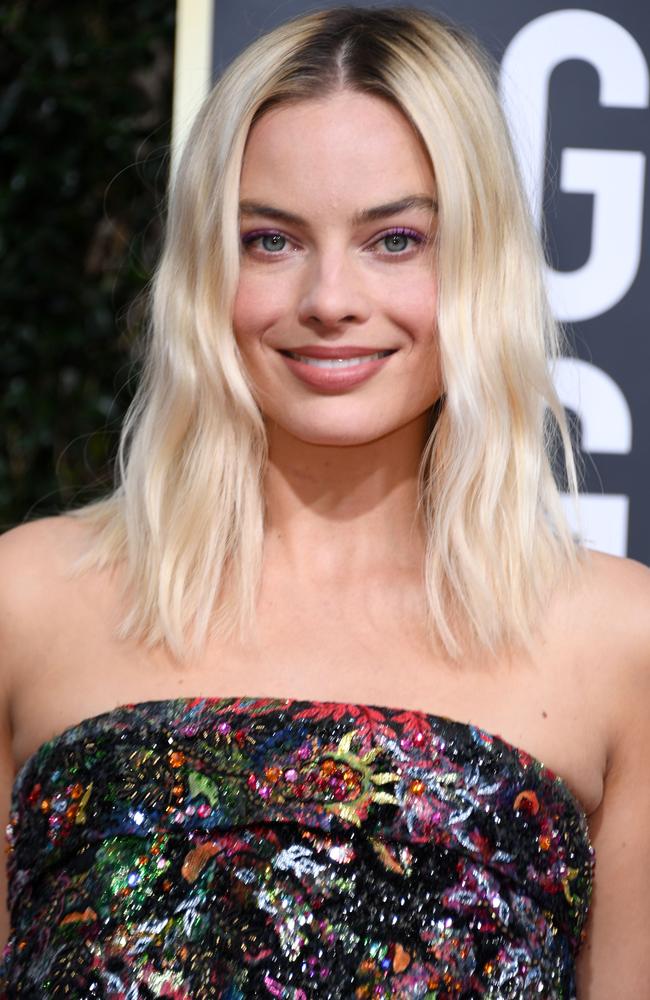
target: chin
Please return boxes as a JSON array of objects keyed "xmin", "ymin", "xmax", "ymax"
[{"xmin": 278, "ymin": 421, "xmax": 394, "ymax": 448}]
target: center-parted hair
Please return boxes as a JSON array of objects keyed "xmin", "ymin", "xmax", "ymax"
[{"xmin": 68, "ymin": 5, "xmax": 584, "ymax": 662}]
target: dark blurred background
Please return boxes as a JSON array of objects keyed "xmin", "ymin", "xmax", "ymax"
[{"xmin": 0, "ymin": 2, "xmax": 175, "ymax": 530}]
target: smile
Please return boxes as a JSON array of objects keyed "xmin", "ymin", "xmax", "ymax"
[
  {"xmin": 281, "ymin": 349, "xmax": 395, "ymax": 368},
  {"xmin": 277, "ymin": 347, "xmax": 398, "ymax": 392}
]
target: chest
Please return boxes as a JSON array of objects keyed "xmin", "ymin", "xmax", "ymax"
[{"xmin": 11, "ymin": 578, "xmax": 606, "ymax": 817}]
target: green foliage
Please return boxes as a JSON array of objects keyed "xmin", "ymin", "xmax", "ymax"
[{"xmin": 0, "ymin": 1, "xmax": 175, "ymax": 529}]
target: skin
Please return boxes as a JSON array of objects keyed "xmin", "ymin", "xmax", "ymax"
[
  {"xmin": 233, "ymin": 90, "xmax": 440, "ymax": 581},
  {"xmin": 0, "ymin": 89, "xmax": 648, "ymax": 995}
]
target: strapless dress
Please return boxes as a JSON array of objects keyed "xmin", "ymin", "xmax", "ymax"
[{"xmin": 0, "ymin": 696, "xmax": 595, "ymax": 999}]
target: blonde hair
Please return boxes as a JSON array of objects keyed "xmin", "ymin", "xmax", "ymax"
[{"xmin": 67, "ymin": 5, "xmax": 584, "ymax": 662}]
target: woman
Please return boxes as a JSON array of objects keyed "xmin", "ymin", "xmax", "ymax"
[{"xmin": 0, "ymin": 5, "xmax": 647, "ymax": 997}]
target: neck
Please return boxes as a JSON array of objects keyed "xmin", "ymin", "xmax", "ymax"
[{"xmin": 262, "ymin": 413, "xmax": 430, "ymax": 581}]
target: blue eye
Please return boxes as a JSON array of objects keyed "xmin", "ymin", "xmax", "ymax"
[
  {"xmin": 240, "ymin": 225, "xmax": 426, "ymax": 258},
  {"xmin": 260, "ymin": 233, "xmax": 286, "ymax": 252},
  {"xmin": 376, "ymin": 228, "xmax": 423, "ymax": 254},
  {"xmin": 242, "ymin": 231, "xmax": 287, "ymax": 252},
  {"xmin": 383, "ymin": 232, "xmax": 410, "ymax": 253}
]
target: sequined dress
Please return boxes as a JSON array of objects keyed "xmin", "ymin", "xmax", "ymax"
[{"xmin": 0, "ymin": 696, "xmax": 594, "ymax": 999}]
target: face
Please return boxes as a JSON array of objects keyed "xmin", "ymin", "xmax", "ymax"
[{"xmin": 233, "ymin": 89, "xmax": 441, "ymax": 448}]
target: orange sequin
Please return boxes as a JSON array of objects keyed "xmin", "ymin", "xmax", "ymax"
[{"xmin": 513, "ymin": 789, "xmax": 540, "ymax": 814}]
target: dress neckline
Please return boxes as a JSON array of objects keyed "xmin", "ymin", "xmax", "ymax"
[{"xmin": 14, "ymin": 694, "xmax": 591, "ymax": 824}]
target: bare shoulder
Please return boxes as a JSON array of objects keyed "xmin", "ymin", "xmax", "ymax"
[
  {"xmin": 0, "ymin": 515, "xmax": 93, "ymax": 677},
  {"xmin": 0, "ymin": 513, "xmax": 91, "ymax": 592},
  {"xmin": 574, "ymin": 544, "xmax": 650, "ymax": 599},
  {"xmin": 572, "ymin": 546, "xmax": 650, "ymax": 670},
  {"xmin": 568, "ymin": 548, "xmax": 650, "ymax": 745},
  {"xmin": 0, "ymin": 512, "xmax": 90, "ymax": 564},
  {"xmin": 572, "ymin": 549, "xmax": 650, "ymax": 992}
]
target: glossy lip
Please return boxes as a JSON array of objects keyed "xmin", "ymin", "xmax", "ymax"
[
  {"xmin": 278, "ymin": 347, "xmax": 397, "ymax": 391},
  {"xmin": 280, "ymin": 345, "xmax": 396, "ymax": 359}
]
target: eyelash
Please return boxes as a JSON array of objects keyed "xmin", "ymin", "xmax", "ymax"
[{"xmin": 240, "ymin": 226, "xmax": 426, "ymax": 259}]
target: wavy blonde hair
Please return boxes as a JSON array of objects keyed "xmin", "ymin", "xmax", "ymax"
[{"xmin": 67, "ymin": 5, "xmax": 584, "ymax": 663}]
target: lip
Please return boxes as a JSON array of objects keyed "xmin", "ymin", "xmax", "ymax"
[
  {"xmin": 277, "ymin": 347, "xmax": 397, "ymax": 391},
  {"xmin": 279, "ymin": 345, "xmax": 396, "ymax": 359}
]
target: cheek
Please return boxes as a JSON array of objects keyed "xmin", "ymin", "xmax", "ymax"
[
  {"xmin": 232, "ymin": 278, "xmax": 267, "ymax": 345},
  {"xmin": 385, "ymin": 276, "xmax": 438, "ymax": 343},
  {"xmin": 232, "ymin": 268, "xmax": 294, "ymax": 342}
]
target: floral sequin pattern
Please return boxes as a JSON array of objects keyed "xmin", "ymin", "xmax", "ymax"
[{"xmin": 0, "ymin": 696, "xmax": 595, "ymax": 998}]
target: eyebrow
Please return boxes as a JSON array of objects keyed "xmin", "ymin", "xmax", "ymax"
[{"xmin": 238, "ymin": 194, "xmax": 438, "ymax": 227}]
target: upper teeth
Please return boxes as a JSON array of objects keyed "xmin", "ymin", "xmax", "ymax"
[{"xmin": 286, "ymin": 350, "xmax": 393, "ymax": 368}]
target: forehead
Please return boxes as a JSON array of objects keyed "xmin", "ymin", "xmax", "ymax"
[{"xmin": 239, "ymin": 90, "xmax": 435, "ymax": 210}]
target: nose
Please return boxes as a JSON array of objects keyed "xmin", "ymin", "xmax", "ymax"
[{"xmin": 296, "ymin": 250, "xmax": 372, "ymax": 330}]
